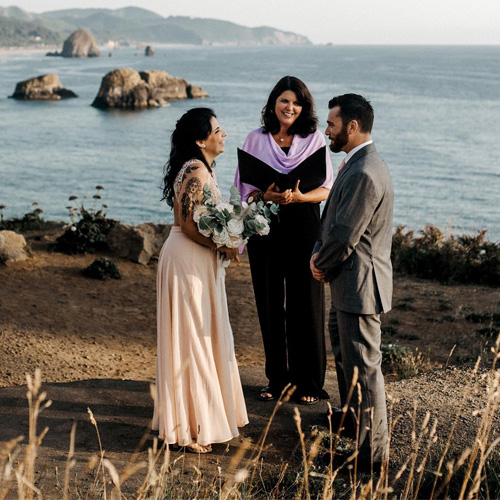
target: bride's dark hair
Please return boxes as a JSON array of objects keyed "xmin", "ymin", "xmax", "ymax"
[{"xmin": 162, "ymin": 107, "xmax": 216, "ymax": 208}]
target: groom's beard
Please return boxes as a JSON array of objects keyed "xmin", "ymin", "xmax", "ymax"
[{"xmin": 329, "ymin": 125, "xmax": 349, "ymax": 153}]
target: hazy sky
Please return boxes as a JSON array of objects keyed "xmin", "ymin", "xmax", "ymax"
[{"xmin": 5, "ymin": 0, "xmax": 500, "ymax": 45}]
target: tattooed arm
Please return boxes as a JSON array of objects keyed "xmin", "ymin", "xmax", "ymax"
[
  {"xmin": 178, "ymin": 164, "xmax": 217, "ymax": 250},
  {"xmin": 178, "ymin": 164, "xmax": 240, "ymax": 261}
]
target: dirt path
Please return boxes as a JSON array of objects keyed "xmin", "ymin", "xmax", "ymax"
[{"xmin": 0, "ymin": 237, "xmax": 499, "ymax": 497}]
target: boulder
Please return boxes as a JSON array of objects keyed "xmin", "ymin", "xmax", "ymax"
[
  {"xmin": 140, "ymin": 70, "xmax": 189, "ymax": 100},
  {"xmin": 61, "ymin": 29, "xmax": 100, "ymax": 58},
  {"xmin": 9, "ymin": 74, "xmax": 78, "ymax": 101},
  {"xmin": 107, "ymin": 223, "xmax": 171, "ymax": 265},
  {"xmin": 0, "ymin": 231, "xmax": 30, "ymax": 264},
  {"xmin": 145, "ymin": 45, "xmax": 155, "ymax": 56},
  {"xmin": 187, "ymin": 84, "xmax": 209, "ymax": 99},
  {"xmin": 91, "ymin": 68, "xmax": 207, "ymax": 110}
]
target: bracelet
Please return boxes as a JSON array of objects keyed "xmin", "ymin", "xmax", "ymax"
[{"xmin": 255, "ymin": 191, "xmax": 264, "ymax": 203}]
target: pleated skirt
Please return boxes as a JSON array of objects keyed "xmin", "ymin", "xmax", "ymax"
[{"xmin": 152, "ymin": 226, "xmax": 248, "ymax": 446}]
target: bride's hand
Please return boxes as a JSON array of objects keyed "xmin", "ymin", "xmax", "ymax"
[{"xmin": 218, "ymin": 246, "xmax": 240, "ymax": 263}]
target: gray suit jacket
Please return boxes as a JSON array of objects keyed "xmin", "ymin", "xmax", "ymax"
[{"xmin": 314, "ymin": 143, "xmax": 393, "ymax": 315}]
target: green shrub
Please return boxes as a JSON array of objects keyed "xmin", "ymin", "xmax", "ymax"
[
  {"xmin": 83, "ymin": 258, "xmax": 121, "ymax": 280},
  {"xmin": 55, "ymin": 187, "xmax": 115, "ymax": 254},
  {"xmin": 381, "ymin": 342, "xmax": 432, "ymax": 379},
  {"xmin": 0, "ymin": 203, "xmax": 63, "ymax": 232},
  {"xmin": 392, "ymin": 225, "xmax": 500, "ymax": 286}
]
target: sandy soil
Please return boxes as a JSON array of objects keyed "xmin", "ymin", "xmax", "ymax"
[{"xmin": 0, "ymin": 232, "xmax": 499, "ymax": 497}]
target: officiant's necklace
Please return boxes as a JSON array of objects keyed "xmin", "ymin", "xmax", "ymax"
[{"xmin": 274, "ymin": 130, "xmax": 292, "ymax": 145}]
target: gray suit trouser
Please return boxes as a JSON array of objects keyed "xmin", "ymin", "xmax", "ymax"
[{"xmin": 328, "ymin": 296, "xmax": 388, "ymax": 462}]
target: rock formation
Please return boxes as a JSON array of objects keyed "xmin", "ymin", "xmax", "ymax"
[
  {"xmin": 107, "ymin": 223, "xmax": 171, "ymax": 265},
  {"xmin": 145, "ymin": 45, "xmax": 155, "ymax": 56},
  {"xmin": 0, "ymin": 231, "xmax": 30, "ymax": 264},
  {"xmin": 61, "ymin": 29, "xmax": 100, "ymax": 58},
  {"xmin": 91, "ymin": 68, "xmax": 208, "ymax": 110},
  {"xmin": 9, "ymin": 74, "xmax": 78, "ymax": 100}
]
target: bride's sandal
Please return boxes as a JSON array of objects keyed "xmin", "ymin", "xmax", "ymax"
[{"xmin": 186, "ymin": 442, "xmax": 212, "ymax": 454}]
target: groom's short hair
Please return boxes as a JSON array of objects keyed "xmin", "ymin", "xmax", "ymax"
[{"xmin": 328, "ymin": 94, "xmax": 374, "ymax": 133}]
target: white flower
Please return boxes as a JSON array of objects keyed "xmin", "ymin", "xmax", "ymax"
[
  {"xmin": 212, "ymin": 227, "xmax": 231, "ymax": 247},
  {"xmin": 255, "ymin": 214, "xmax": 270, "ymax": 235},
  {"xmin": 216, "ymin": 201, "xmax": 234, "ymax": 214},
  {"xmin": 228, "ymin": 235, "xmax": 244, "ymax": 248},
  {"xmin": 193, "ymin": 205, "xmax": 210, "ymax": 223},
  {"xmin": 241, "ymin": 201, "xmax": 248, "ymax": 209},
  {"xmin": 199, "ymin": 228, "xmax": 212, "ymax": 238},
  {"xmin": 227, "ymin": 218, "xmax": 245, "ymax": 236}
]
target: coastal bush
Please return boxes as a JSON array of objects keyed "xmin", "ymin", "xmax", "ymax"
[
  {"xmin": 83, "ymin": 258, "xmax": 121, "ymax": 280},
  {"xmin": 55, "ymin": 186, "xmax": 115, "ymax": 254},
  {"xmin": 392, "ymin": 225, "xmax": 500, "ymax": 286},
  {"xmin": 0, "ymin": 202, "xmax": 63, "ymax": 232},
  {"xmin": 382, "ymin": 342, "xmax": 433, "ymax": 378}
]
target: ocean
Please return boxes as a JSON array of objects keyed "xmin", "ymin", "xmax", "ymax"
[{"xmin": 1, "ymin": 45, "xmax": 499, "ymax": 240}]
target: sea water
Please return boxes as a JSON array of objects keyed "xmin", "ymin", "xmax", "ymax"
[{"xmin": 0, "ymin": 45, "xmax": 499, "ymax": 240}]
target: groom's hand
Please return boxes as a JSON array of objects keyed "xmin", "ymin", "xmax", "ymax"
[{"xmin": 310, "ymin": 252, "xmax": 326, "ymax": 282}]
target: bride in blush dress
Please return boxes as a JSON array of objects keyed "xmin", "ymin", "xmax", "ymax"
[{"xmin": 152, "ymin": 108, "xmax": 248, "ymax": 453}]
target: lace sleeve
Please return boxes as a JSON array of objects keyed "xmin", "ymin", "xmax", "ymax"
[{"xmin": 173, "ymin": 159, "xmax": 203, "ymax": 199}]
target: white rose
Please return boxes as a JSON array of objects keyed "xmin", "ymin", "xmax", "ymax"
[
  {"xmin": 212, "ymin": 227, "xmax": 231, "ymax": 246},
  {"xmin": 227, "ymin": 218, "xmax": 245, "ymax": 236},
  {"xmin": 255, "ymin": 214, "xmax": 270, "ymax": 236},
  {"xmin": 257, "ymin": 223, "xmax": 270, "ymax": 236},
  {"xmin": 199, "ymin": 228, "xmax": 212, "ymax": 238},
  {"xmin": 193, "ymin": 205, "xmax": 210, "ymax": 223},
  {"xmin": 228, "ymin": 235, "xmax": 244, "ymax": 248},
  {"xmin": 216, "ymin": 201, "xmax": 234, "ymax": 214}
]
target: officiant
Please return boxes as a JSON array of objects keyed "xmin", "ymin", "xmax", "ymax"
[{"xmin": 235, "ymin": 76, "xmax": 333, "ymax": 405}]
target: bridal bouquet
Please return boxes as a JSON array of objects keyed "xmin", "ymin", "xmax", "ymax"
[{"xmin": 194, "ymin": 185, "xmax": 279, "ymax": 248}]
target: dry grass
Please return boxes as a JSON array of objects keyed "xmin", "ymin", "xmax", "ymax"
[{"xmin": 1, "ymin": 337, "xmax": 500, "ymax": 499}]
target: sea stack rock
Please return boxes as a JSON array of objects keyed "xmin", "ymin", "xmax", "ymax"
[
  {"xmin": 145, "ymin": 45, "xmax": 155, "ymax": 56},
  {"xmin": 91, "ymin": 68, "xmax": 208, "ymax": 110},
  {"xmin": 9, "ymin": 74, "xmax": 78, "ymax": 100},
  {"xmin": 61, "ymin": 29, "xmax": 100, "ymax": 58}
]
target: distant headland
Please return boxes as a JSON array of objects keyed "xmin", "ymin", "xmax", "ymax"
[{"xmin": 0, "ymin": 6, "xmax": 312, "ymax": 48}]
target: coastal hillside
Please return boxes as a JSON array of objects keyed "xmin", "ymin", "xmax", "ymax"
[{"xmin": 0, "ymin": 5, "xmax": 311, "ymax": 47}]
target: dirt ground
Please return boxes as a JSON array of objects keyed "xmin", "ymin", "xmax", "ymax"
[{"xmin": 0, "ymin": 232, "xmax": 499, "ymax": 497}]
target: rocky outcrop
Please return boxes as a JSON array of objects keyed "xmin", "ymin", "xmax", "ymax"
[
  {"xmin": 9, "ymin": 74, "xmax": 77, "ymax": 100},
  {"xmin": 0, "ymin": 231, "xmax": 30, "ymax": 264},
  {"xmin": 107, "ymin": 222, "xmax": 171, "ymax": 265},
  {"xmin": 187, "ymin": 84, "xmax": 209, "ymax": 99},
  {"xmin": 145, "ymin": 45, "xmax": 155, "ymax": 56},
  {"xmin": 61, "ymin": 29, "xmax": 100, "ymax": 58},
  {"xmin": 91, "ymin": 68, "xmax": 208, "ymax": 110}
]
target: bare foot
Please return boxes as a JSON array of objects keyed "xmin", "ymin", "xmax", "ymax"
[
  {"xmin": 299, "ymin": 395, "xmax": 319, "ymax": 405},
  {"xmin": 186, "ymin": 442, "xmax": 212, "ymax": 454}
]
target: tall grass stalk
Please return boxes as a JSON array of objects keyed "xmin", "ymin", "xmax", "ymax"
[{"xmin": 2, "ymin": 343, "xmax": 500, "ymax": 499}]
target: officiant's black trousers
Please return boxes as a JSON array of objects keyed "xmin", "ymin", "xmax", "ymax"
[{"xmin": 247, "ymin": 203, "xmax": 328, "ymax": 399}]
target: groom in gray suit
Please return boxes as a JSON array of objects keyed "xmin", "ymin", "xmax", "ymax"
[{"xmin": 310, "ymin": 94, "xmax": 393, "ymax": 468}]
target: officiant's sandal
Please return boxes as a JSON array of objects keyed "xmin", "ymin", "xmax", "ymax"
[
  {"xmin": 297, "ymin": 395, "xmax": 319, "ymax": 405},
  {"xmin": 259, "ymin": 386, "xmax": 275, "ymax": 401}
]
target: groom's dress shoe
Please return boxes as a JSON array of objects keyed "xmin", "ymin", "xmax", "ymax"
[{"xmin": 325, "ymin": 407, "xmax": 356, "ymax": 439}]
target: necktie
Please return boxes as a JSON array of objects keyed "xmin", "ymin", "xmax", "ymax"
[{"xmin": 337, "ymin": 158, "xmax": 346, "ymax": 176}]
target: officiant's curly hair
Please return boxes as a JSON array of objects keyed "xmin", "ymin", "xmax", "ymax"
[
  {"xmin": 261, "ymin": 76, "xmax": 318, "ymax": 137},
  {"xmin": 162, "ymin": 108, "xmax": 215, "ymax": 208}
]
